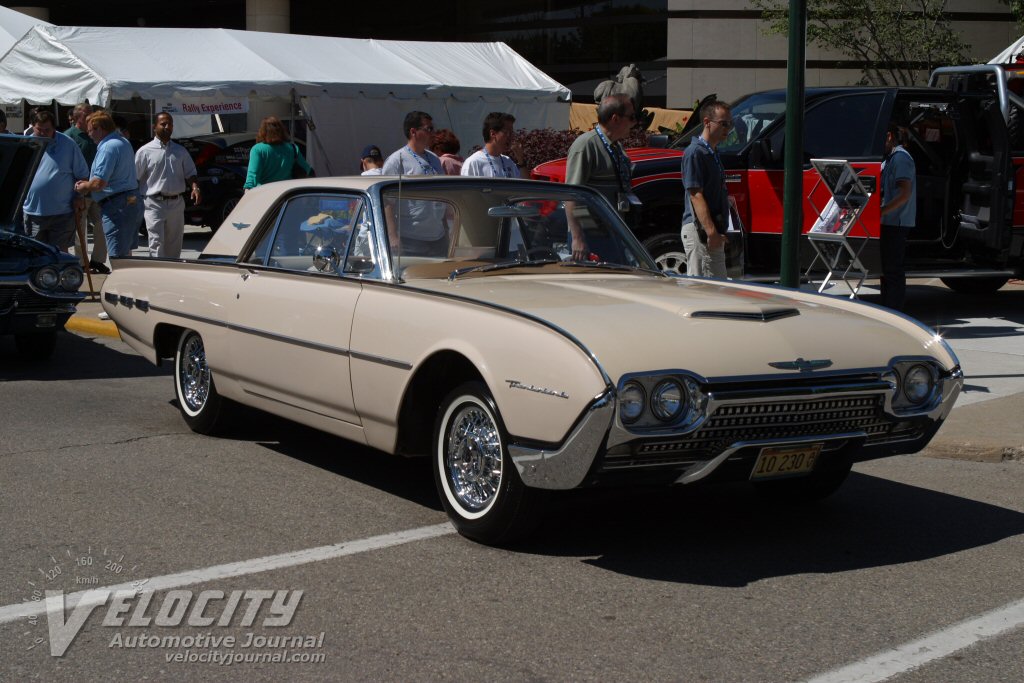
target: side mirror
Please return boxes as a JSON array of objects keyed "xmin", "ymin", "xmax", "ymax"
[{"xmin": 647, "ymin": 134, "xmax": 670, "ymax": 149}]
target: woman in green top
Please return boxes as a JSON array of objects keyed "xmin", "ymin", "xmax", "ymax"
[{"xmin": 243, "ymin": 116, "xmax": 312, "ymax": 189}]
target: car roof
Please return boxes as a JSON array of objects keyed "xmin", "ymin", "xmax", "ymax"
[{"xmin": 201, "ymin": 176, "xmax": 574, "ymax": 258}]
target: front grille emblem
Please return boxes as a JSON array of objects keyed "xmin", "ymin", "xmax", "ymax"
[{"xmin": 768, "ymin": 358, "xmax": 833, "ymax": 372}]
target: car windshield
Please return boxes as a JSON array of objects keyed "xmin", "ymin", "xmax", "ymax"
[
  {"xmin": 381, "ymin": 182, "xmax": 659, "ymax": 280},
  {"xmin": 674, "ymin": 91, "xmax": 787, "ymax": 153}
]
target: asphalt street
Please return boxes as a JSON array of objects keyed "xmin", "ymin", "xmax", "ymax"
[{"xmin": 1, "ymin": 240, "xmax": 1022, "ymax": 681}]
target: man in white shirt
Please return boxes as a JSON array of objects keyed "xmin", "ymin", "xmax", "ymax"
[
  {"xmin": 381, "ymin": 111, "xmax": 448, "ymax": 256},
  {"xmin": 461, "ymin": 112, "xmax": 520, "ymax": 178},
  {"xmin": 134, "ymin": 113, "xmax": 201, "ymax": 258}
]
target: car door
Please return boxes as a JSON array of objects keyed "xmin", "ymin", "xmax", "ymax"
[
  {"xmin": 744, "ymin": 91, "xmax": 889, "ymax": 275},
  {"xmin": 230, "ymin": 192, "xmax": 368, "ymax": 426},
  {"xmin": 952, "ymin": 95, "xmax": 1015, "ymax": 258}
]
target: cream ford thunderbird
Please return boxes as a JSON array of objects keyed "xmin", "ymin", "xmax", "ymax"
[{"xmin": 101, "ymin": 177, "xmax": 962, "ymax": 544}]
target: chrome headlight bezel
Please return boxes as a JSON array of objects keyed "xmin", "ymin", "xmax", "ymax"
[
  {"xmin": 651, "ymin": 379, "xmax": 685, "ymax": 422},
  {"xmin": 902, "ymin": 363, "xmax": 935, "ymax": 405},
  {"xmin": 616, "ymin": 371, "xmax": 709, "ymax": 432},
  {"xmin": 34, "ymin": 266, "xmax": 60, "ymax": 290},
  {"xmin": 889, "ymin": 358, "xmax": 942, "ymax": 413},
  {"xmin": 618, "ymin": 381, "xmax": 645, "ymax": 424},
  {"xmin": 59, "ymin": 266, "xmax": 84, "ymax": 291}
]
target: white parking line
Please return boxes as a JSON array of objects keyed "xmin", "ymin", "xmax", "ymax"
[
  {"xmin": 802, "ymin": 596, "xmax": 1024, "ymax": 683},
  {"xmin": 0, "ymin": 523, "xmax": 454, "ymax": 625}
]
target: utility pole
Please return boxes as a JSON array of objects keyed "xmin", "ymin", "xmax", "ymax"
[{"xmin": 779, "ymin": 0, "xmax": 806, "ymax": 288}]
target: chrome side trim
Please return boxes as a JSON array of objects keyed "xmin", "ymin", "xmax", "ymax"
[
  {"xmin": 674, "ymin": 431, "xmax": 868, "ymax": 484},
  {"xmin": 350, "ymin": 350, "xmax": 413, "ymax": 371},
  {"xmin": 509, "ymin": 390, "xmax": 615, "ymax": 490},
  {"xmin": 144, "ymin": 303, "xmax": 411, "ymax": 370}
]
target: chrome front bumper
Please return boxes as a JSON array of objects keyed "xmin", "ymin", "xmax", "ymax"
[{"xmin": 508, "ymin": 390, "xmax": 615, "ymax": 490}]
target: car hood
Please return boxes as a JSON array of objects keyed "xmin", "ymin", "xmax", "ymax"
[
  {"xmin": 408, "ymin": 274, "xmax": 952, "ymax": 381},
  {"xmin": 0, "ymin": 134, "xmax": 49, "ymax": 232}
]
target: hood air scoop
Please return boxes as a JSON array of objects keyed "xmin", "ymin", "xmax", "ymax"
[{"xmin": 689, "ymin": 306, "xmax": 800, "ymax": 322}]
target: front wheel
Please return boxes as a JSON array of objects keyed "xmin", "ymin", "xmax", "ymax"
[
  {"xmin": 174, "ymin": 329, "xmax": 224, "ymax": 434},
  {"xmin": 940, "ymin": 276, "xmax": 1008, "ymax": 295},
  {"xmin": 433, "ymin": 381, "xmax": 546, "ymax": 545},
  {"xmin": 643, "ymin": 233, "xmax": 687, "ymax": 275}
]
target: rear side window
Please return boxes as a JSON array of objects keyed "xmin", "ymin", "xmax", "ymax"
[{"xmin": 804, "ymin": 93, "xmax": 886, "ymax": 159}]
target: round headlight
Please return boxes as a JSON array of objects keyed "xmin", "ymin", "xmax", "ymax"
[
  {"xmin": 618, "ymin": 382, "xmax": 645, "ymax": 423},
  {"xmin": 902, "ymin": 364, "xmax": 934, "ymax": 404},
  {"xmin": 60, "ymin": 266, "xmax": 84, "ymax": 291},
  {"xmin": 34, "ymin": 266, "xmax": 60, "ymax": 290},
  {"xmin": 651, "ymin": 379, "xmax": 686, "ymax": 421}
]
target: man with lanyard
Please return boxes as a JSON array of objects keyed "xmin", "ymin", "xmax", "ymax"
[
  {"xmin": 135, "ymin": 113, "xmax": 201, "ymax": 258},
  {"xmin": 878, "ymin": 123, "xmax": 917, "ymax": 311},
  {"xmin": 681, "ymin": 99, "xmax": 733, "ymax": 278},
  {"xmin": 74, "ymin": 111, "xmax": 141, "ymax": 259},
  {"xmin": 564, "ymin": 94, "xmax": 639, "ymax": 260},
  {"xmin": 382, "ymin": 111, "xmax": 448, "ymax": 256},
  {"xmin": 461, "ymin": 112, "xmax": 521, "ymax": 178}
]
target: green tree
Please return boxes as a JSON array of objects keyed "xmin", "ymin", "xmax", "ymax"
[{"xmin": 750, "ymin": 0, "xmax": 970, "ymax": 86}]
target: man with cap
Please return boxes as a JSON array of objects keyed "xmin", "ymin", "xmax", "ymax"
[{"xmin": 360, "ymin": 145, "xmax": 383, "ymax": 175}]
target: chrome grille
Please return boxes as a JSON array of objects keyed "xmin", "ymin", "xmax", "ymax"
[
  {"xmin": 0, "ymin": 287, "xmax": 79, "ymax": 314},
  {"xmin": 602, "ymin": 394, "xmax": 895, "ymax": 471}
]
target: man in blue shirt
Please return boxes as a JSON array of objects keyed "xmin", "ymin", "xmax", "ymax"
[
  {"xmin": 681, "ymin": 99, "xmax": 733, "ymax": 278},
  {"xmin": 879, "ymin": 123, "xmax": 917, "ymax": 311},
  {"xmin": 23, "ymin": 110, "xmax": 90, "ymax": 251},
  {"xmin": 74, "ymin": 111, "xmax": 141, "ymax": 259}
]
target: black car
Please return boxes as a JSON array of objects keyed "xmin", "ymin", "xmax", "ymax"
[
  {"xmin": 178, "ymin": 132, "xmax": 307, "ymax": 230},
  {"xmin": 1, "ymin": 134, "xmax": 86, "ymax": 359}
]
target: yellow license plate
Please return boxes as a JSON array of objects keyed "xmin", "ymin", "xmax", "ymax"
[{"xmin": 750, "ymin": 443, "xmax": 822, "ymax": 480}]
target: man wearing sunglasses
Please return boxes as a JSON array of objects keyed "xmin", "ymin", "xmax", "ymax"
[
  {"xmin": 681, "ymin": 99, "xmax": 734, "ymax": 278},
  {"xmin": 382, "ymin": 111, "xmax": 448, "ymax": 256}
]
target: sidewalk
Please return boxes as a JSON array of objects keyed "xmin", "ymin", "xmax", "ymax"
[{"xmin": 65, "ymin": 272, "xmax": 119, "ymax": 338}]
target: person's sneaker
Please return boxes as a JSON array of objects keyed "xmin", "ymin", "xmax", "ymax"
[
  {"xmin": 89, "ymin": 261, "xmax": 111, "ymax": 274},
  {"xmin": 97, "ymin": 311, "xmax": 110, "ymax": 321}
]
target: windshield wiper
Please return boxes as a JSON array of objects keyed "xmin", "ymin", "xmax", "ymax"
[
  {"xmin": 557, "ymin": 260, "xmax": 665, "ymax": 276},
  {"xmin": 449, "ymin": 259, "xmax": 560, "ymax": 281}
]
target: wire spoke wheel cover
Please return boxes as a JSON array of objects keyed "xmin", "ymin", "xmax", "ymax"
[
  {"xmin": 178, "ymin": 333, "xmax": 211, "ymax": 416},
  {"xmin": 445, "ymin": 402, "xmax": 503, "ymax": 513}
]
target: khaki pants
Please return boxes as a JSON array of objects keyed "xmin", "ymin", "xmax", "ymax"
[{"xmin": 681, "ymin": 222, "xmax": 727, "ymax": 278}]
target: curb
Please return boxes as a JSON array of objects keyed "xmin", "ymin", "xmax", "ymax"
[{"xmin": 65, "ymin": 315, "xmax": 120, "ymax": 339}]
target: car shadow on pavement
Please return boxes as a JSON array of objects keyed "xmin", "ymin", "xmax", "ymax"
[
  {"xmin": 202, "ymin": 404, "xmax": 442, "ymax": 512},
  {"xmin": 0, "ymin": 330, "xmax": 170, "ymax": 382},
  {"xmin": 513, "ymin": 473, "xmax": 1024, "ymax": 586},
  {"xmin": 899, "ymin": 285, "xmax": 1024, "ymax": 338}
]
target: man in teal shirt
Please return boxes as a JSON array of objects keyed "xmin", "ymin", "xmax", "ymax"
[{"xmin": 879, "ymin": 123, "xmax": 917, "ymax": 311}]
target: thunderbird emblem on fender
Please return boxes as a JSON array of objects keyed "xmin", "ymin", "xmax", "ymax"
[{"xmin": 768, "ymin": 358, "xmax": 833, "ymax": 372}]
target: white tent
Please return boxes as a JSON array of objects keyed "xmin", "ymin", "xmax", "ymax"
[
  {"xmin": 0, "ymin": 25, "xmax": 571, "ymax": 174},
  {"xmin": 0, "ymin": 4, "xmax": 51, "ymax": 56}
]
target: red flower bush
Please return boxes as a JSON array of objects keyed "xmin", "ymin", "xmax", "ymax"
[{"xmin": 515, "ymin": 126, "xmax": 653, "ymax": 171}]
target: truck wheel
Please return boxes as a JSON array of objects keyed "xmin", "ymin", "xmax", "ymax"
[
  {"xmin": 174, "ymin": 329, "xmax": 224, "ymax": 434},
  {"xmin": 643, "ymin": 233, "xmax": 687, "ymax": 275},
  {"xmin": 433, "ymin": 381, "xmax": 546, "ymax": 545},
  {"xmin": 940, "ymin": 276, "xmax": 1008, "ymax": 295}
]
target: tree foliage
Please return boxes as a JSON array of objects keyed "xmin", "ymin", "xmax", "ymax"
[{"xmin": 750, "ymin": 0, "xmax": 970, "ymax": 86}]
